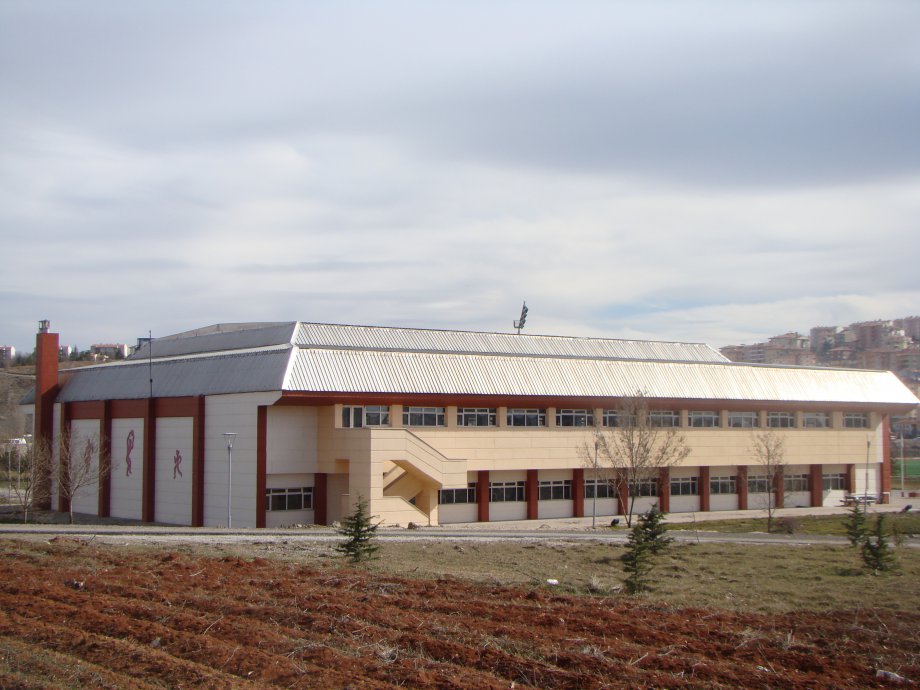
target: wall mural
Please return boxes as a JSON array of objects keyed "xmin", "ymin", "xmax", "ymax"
[
  {"xmin": 173, "ymin": 450, "xmax": 183, "ymax": 479},
  {"xmin": 125, "ymin": 430, "xmax": 135, "ymax": 477}
]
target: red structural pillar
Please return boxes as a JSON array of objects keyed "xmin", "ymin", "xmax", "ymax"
[
  {"xmin": 98, "ymin": 401, "xmax": 112, "ymax": 518},
  {"xmin": 572, "ymin": 468, "xmax": 584, "ymax": 518},
  {"xmin": 255, "ymin": 405, "xmax": 267, "ymax": 528},
  {"xmin": 526, "ymin": 469, "xmax": 539, "ymax": 520},
  {"xmin": 699, "ymin": 466, "xmax": 710, "ymax": 512},
  {"xmin": 142, "ymin": 398, "xmax": 156, "ymax": 523},
  {"xmin": 314, "ymin": 472, "xmax": 328, "ymax": 525},
  {"xmin": 737, "ymin": 466, "xmax": 748, "ymax": 510},
  {"xmin": 616, "ymin": 471, "xmax": 628, "ymax": 516},
  {"xmin": 810, "ymin": 464, "xmax": 823, "ymax": 507},
  {"xmin": 191, "ymin": 396, "xmax": 206, "ymax": 527},
  {"xmin": 846, "ymin": 463, "xmax": 856, "ymax": 494},
  {"xmin": 658, "ymin": 468, "xmax": 670, "ymax": 513},
  {"xmin": 477, "ymin": 470, "xmax": 490, "ymax": 522},
  {"xmin": 773, "ymin": 467, "xmax": 785, "ymax": 509},
  {"xmin": 34, "ymin": 322, "xmax": 59, "ymax": 510},
  {"xmin": 881, "ymin": 416, "xmax": 892, "ymax": 503}
]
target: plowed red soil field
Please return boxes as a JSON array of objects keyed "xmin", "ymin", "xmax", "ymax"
[{"xmin": 1, "ymin": 538, "xmax": 917, "ymax": 689}]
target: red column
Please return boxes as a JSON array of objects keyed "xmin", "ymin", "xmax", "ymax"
[
  {"xmin": 737, "ymin": 466, "xmax": 748, "ymax": 510},
  {"xmin": 98, "ymin": 401, "xmax": 112, "ymax": 518},
  {"xmin": 881, "ymin": 416, "xmax": 892, "ymax": 503},
  {"xmin": 846, "ymin": 463, "xmax": 856, "ymax": 494},
  {"xmin": 142, "ymin": 398, "xmax": 156, "ymax": 523},
  {"xmin": 477, "ymin": 470, "xmax": 489, "ymax": 522},
  {"xmin": 658, "ymin": 468, "xmax": 670, "ymax": 513},
  {"xmin": 34, "ymin": 327, "xmax": 59, "ymax": 510},
  {"xmin": 191, "ymin": 396, "xmax": 206, "ymax": 527},
  {"xmin": 256, "ymin": 406, "xmax": 267, "ymax": 528},
  {"xmin": 773, "ymin": 467, "xmax": 784, "ymax": 509},
  {"xmin": 699, "ymin": 466, "xmax": 710, "ymax": 512},
  {"xmin": 526, "ymin": 469, "xmax": 538, "ymax": 520},
  {"xmin": 314, "ymin": 472, "xmax": 328, "ymax": 525},
  {"xmin": 572, "ymin": 468, "xmax": 584, "ymax": 518},
  {"xmin": 810, "ymin": 464, "xmax": 823, "ymax": 507}
]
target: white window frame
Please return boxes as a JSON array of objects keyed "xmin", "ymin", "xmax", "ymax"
[
  {"xmin": 710, "ymin": 476, "xmax": 737, "ymax": 494},
  {"xmin": 403, "ymin": 406, "xmax": 446, "ymax": 427},
  {"xmin": 603, "ymin": 410, "xmax": 636, "ymax": 427},
  {"xmin": 439, "ymin": 483, "xmax": 477, "ymax": 504},
  {"xmin": 490, "ymin": 481, "xmax": 526, "ymax": 502},
  {"xmin": 342, "ymin": 406, "xmax": 364, "ymax": 428},
  {"xmin": 628, "ymin": 478, "xmax": 659, "ymax": 497},
  {"xmin": 584, "ymin": 479, "xmax": 617, "ymax": 499},
  {"xmin": 507, "ymin": 409, "xmax": 546, "ymax": 427},
  {"xmin": 688, "ymin": 411, "xmax": 720, "ymax": 428},
  {"xmin": 538, "ymin": 479, "xmax": 572, "ymax": 500},
  {"xmin": 747, "ymin": 475, "xmax": 771, "ymax": 493},
  {"xmin": 555, "ymin": 409, "xmax": 594, "ymax": 427},
  {"xmin": 649, "ymin": 410, "xmax": 680, "ymax": 428},
  {"xmin": 767, "ymin": 412, "xmax": 796, "ymax": 428},
  {"xmin": 364, "ymin": 405, "xmax": 390, "ymax": 426},
  {"xmin": 457, "ymin": 408, "xmax": 497, "ymax": 427},
  {"xmin": 823, "ymin": 473, "xmax": 847, "ymax": 490},
  {"xmin": 266, "ymin": 487, "xmax": 314, "ymax": 511},
  {"xmin": 843, "ymin": 413, "xmax": 869, "ymax": 429},
  {"xmin": 728, "ymin": 412, "xmax": 759, "ymax": 428},
  {"xmin": 784, "ymin": 474, "xmax": 810, "ymax": 492},
  {"xmin": 670, "ymin": 476, "xmax": 699, "ymax": 496},
  {"xmin": 803, "ymin": 412, "xmax": 831, "ymax": 429}
]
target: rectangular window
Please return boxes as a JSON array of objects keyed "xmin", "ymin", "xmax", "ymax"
[
  {"xmin": 266, "ymin": 487, "xmax": 314, "ymax": 511},
  {"xmin": 670, "ymin": 476, "xmax": 699, "ymax": 496},
  {"xmin": 710, "ymin": 476, "xmax": 737, "ymax": 494},
  {"xmin": 490, "ymin": 481, "xmax": 526, "ymax": 502},
  {"xmin": 603, "ymin": 410, "xmax": 636, "ymax": 427},
  {"xmin": 803, "ymin": 413, "xmax": 831, "ymax": 429},
  {"xmin": 507, "ymin": 409, "xmax": 546, "ymax": 427},
  {"xmin": 584, "ymin": 479, "xmax": 617, "ymax": 499},
  {"xmin": 438, "ymin": 483, "xmax": 477, "ymax": 504},
  {"xmin": 457, "ymin": 408, "xmax": 496, "ymax": 427},
  {"xmin": 784, "ymin": 474, "xmax": 810, "ymax": 492},
  {"xmin": 767, "ymin": 412, "xmax": 795, "ymax": 428},
  {"xmin": 403, "ymin": 406, "xmax": 445, "ymax": 427},
  {"xmin": 649, "ymin": 410, "xmax": 680, "ymax": 428},
  {"xmin": 342, "ymin": 406, "xmax": 364, "ymax": 428},
  {"xmin": 364, "ymin": 405, "xmax": 390, "ymax": 426},
  {"xmin": 342, "ymin": 405, "xmax": 389, "ymax": 427},
  {"xmin": 688, "ymin": 411, "xmax": 720, "ymax": 428},
  {"xmin": 556, "ymin": 409, "xmax": 594, "ymax": 427},
  {"xmin": 538, "ymin": 480, "xmax": 573, "ymax": 500},
  {"xmin": 747, "ymin": 476, "xmax": 771, "ymax": 493},
  {"xmin": 728, "ymin": 412, "xmax": 759, "ymax": 428},
  {"xmin": 843, "ymin": 413, "xmax": 869, "ymax": 429},
  {"xmin": 628, "ymin": 478, "xmax": 659, "ymax": 497},
  {"xmin": 823, "ymin": 473, "xmax": 847, "ymax": 490}
]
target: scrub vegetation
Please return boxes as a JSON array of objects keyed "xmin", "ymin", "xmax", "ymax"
[{"xmin": 1, "ymin": 534, "xmax": 918, "ymax": 688}]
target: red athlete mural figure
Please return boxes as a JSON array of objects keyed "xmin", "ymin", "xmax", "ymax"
[
  {"xmin": 125, "ymin": 430, "xmax": 135, "ymax": 477},
  {"xmin": 173, "ymin": 449, "xmax": 183, "ymax": 479}
]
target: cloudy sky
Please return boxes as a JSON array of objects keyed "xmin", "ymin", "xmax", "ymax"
[{"xmin": 2, "ymin": 1, "xmax": 918, "ymax": 354}]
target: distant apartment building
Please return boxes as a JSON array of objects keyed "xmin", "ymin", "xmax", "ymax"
[
  {"xmin": 0, "ymin": 345, "xmax": 14, "ymax": 363},
  {"xmin": 720, "ymin": 332, "xmax": 815, "ymax": 366},
  {"xmin": 90, "ymin": 343, "xmax": 129, "ymax": 360},
  {"xmin": 894, "ymin": 316, "xmax": 920, "ymax": 341},
  {"xmin": 59, "ymin": 344, "xmax": 75, "ymax": 359}
]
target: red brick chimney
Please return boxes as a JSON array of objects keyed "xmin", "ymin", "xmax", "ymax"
[{"xmin": 33, "ymin": 319, "xmax": 58, "ymax": 509}]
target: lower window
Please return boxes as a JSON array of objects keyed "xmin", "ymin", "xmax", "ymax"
[
  {"xmin": 266, "ymin": 487, "xmax": 314, "ymax": 511},
  {"xmin": 490, "ymin": 481, "xmax": 526, "ymax": 502},
  {"xmin": 823, "ymin": 473, "xmax": 847, "ymax": 490},
  {"xmin": 747, "ymin": 476, "xmax": 771, "ymax": 493},
  {"xmin": 439, "ymin": 483, "xmax": 477, "ymax": 504},
  {"xmin": 584, "ymin": 479, "xmax": 617, "ymax": 499},
  {"xmin": 670, "ymin": 476, "xmax": 699, "ymax": 496},
  {"xmin": 628, "ymin": 478, "xmax": 658, "ymax": 497},
  {"xmin": 710, "ymin": 476, "xmax": 737, "ymax": 494},
  {"xmin": 538, "ymin": 480, "xmax": 572, "ymax": 500},
  {"xmin": 784, "ymin": 474, "xmax": 810, "ymax": 492}
]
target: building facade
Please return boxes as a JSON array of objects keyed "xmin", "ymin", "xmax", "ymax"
[{"xmin": 24, "ymin": 321, "xmax": 919, "ymax": 528}]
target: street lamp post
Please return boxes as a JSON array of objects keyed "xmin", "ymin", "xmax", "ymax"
[
  {"xmin": 223, "ymin": 433, "xmax": 237, "ymax": 528},
  {"xmin": 864, "ymin": 438, "xmax": 871, "ymax": 511}
]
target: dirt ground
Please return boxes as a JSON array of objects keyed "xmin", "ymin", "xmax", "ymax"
[{"xmin": 1, "ymin": 538, "xmax": 918, "ymax": 689}]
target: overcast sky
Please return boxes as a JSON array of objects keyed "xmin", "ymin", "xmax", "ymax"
[{"xmin": 2, "ymin": 1, "xmax": 919, "ymax": 354}]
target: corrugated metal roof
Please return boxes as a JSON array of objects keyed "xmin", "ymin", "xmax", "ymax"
[
  {"xmin": 284, "ymin": 348, "xmax": 919, "ymax": 405},
  {"xmin": 294, "ymin": 322, "xmax": 727, "ymax": 362},
  {"xmin": 57, "ymin": 349, "xmax": 291, "ymax": 402},
  {"xmin": 130, "ymin": 322, "xmax": 296, "ymax": 360}
]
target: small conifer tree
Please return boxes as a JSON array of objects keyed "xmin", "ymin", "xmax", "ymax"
[
  {"xmin": 638, "ymin": 505, "xmax": 673, "ymax": 555},
  {"xmin": 335, "ymin": 498, "xmax": 380, "ymax": 564},
  {"xmin": 861, "ymin": 514, "xmax": 897, "ymax": 573},
  {"xmin": 621, "ymin": 506, "xmax": 672, "ymax": 594},
  {"xmin": 843, "ymin": 502, "xmax": 868, "ymax": 547}
]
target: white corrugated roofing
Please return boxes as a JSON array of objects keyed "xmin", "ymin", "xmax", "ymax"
[
  {"xmin": 284, "ymin": 348, "xmax": 919, "ymax": 405},
  {"xmin": 294, "ymin": 322, "xmax": 727, "ymax": 362}
]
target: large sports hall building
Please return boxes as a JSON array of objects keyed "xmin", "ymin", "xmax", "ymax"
[{"xmin": 25, "ymin": 321, "xmax": 918, "ymax": 528}]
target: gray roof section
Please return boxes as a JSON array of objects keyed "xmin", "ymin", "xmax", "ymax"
[
  {"xmin": 285, "ymin": 348, "xmax": 919, "ymax": 406},
  {"xmin": 57, "ymin": 348, "xmax": 291, "ymax": 402},
  {"xmin": 130, "ymin": 322, "xmax": 296, "ymax": 360},
  {"xmin": 294, "ymin": 322, "xmax": 727, "ymax": 363}
]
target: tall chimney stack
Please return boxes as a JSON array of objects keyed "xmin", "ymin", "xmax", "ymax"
[{"xmin": 33, "ymin": 319, "xmax": 59, "ymax": 509}]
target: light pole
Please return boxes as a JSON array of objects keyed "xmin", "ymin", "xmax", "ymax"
[
  {"xmin": 864, "ymin": 437, "xmax": 871, "ymax": 511},
  {"xmin": 223, "ymin": 433, "xmax": 237, "ymax": 528}
]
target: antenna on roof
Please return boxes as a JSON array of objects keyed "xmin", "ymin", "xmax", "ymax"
[{"xmin": 513, "ymin": 301, "xmax": 528, "ymax": 335}]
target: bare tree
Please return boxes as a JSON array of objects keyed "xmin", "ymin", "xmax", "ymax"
[
  {"xmin": 9, "ymin": 436, "xmax": 52, "ymax": 523},
  {"xmin": 55, "ymin": 428, "xmax": 112, "ymax": 524},
  {"xmin": 750, "ymin": 430, "xmax": 786, "ymax": 533},
  {"xmin": 588, "ymin": 393, "xmax": 691, "ymax": 527}
]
